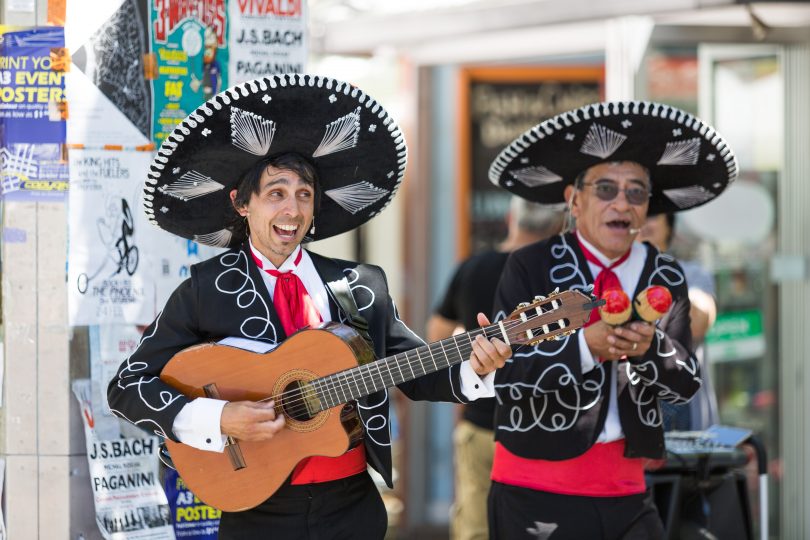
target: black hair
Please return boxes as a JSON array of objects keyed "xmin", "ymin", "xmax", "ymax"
[
  {"xmin": 664, "ymin": 212, "xmax": 676, "ymax": 246},
  {"xmin": 226, "ymin": 153, "xmax": 321, "ymax": 240}
]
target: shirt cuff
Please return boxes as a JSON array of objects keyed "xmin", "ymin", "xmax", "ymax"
[
  {"xmin": 578, "ymin": 330, "xmax": 598, "ymax": 374},
  {"xmin": 459, "ymin": 362, "xmax": 496, "ymax": 399},
  {"xmin": 172, "ymin": 397, "xmax": 228, "ymax": 452}
]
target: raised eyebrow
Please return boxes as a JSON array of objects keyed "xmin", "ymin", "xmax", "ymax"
[{"xmin": 261, "ymin": 177, "xmax": 290, "ymax": 192}]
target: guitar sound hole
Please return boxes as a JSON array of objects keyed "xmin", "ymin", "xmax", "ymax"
[{"xmin": 281, "ymin": 380, "xmax": 318, "ymax": 421}]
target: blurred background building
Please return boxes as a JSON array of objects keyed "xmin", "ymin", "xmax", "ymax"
[{"xmin": 2, "ymin": 1, "xmax": 810, "ymax": 538}]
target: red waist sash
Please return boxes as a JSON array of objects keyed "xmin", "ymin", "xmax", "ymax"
[
  {"xmin": 291, "ymin": 445, "xmax": 367, "ymax": 485},
  {"xmin": 491, "ymin": 440, "xmax": 646, "ymax": 497}
]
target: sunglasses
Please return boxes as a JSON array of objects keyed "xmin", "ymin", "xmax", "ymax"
[{"xmin": 579, "ymin": 182, "xmax": 651, "ymax": 206}]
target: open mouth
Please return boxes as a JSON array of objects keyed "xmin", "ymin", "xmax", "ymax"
[
  {"xmin": 606, "ymin": 219, "xmax": 631, "ymax": 231},
  {"xmin": 273, "ymin": 223, "xmax": 299, "ymax": 240}
]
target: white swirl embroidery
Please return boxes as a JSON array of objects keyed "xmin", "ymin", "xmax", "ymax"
[
  {"xmin": 358, "ymin": 385, "xmax": 391, "ymax": 446},
  {"xmin": 495, "ymin": 362, "xmax": 605, "ymax": 432},
  {"xmin": 215, "ymin": 251, "xmax": 277, "ymax": 342}
]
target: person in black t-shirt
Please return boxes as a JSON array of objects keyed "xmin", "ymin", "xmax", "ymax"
[{"xmin": 428, "ymin": 197, "xmax": 563, "ymax": 540}]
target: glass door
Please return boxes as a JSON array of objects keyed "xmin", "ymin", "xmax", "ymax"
[{"xmin": 694, "ymin": 44, "xmax": 782, "ymax": 539}]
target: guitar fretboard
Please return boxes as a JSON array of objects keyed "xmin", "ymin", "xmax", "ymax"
[{"xmin": 310, "ymin": 325, "xmax": 502, "ymax": 411}]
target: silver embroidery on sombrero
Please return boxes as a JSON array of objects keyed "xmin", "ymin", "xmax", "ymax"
[
  {"xmin": 143, "ymin": 75, "xmax": 408, "ymax": 237},
  {"xmin": 326, "ymin": 181, "xmax": 389, "ymax": 215},
  {"xmin": 158, "ymin": 170, "xmax": 224, "ymax": 201},
  {"xmin": 488, "ymin": 101, "xmax": 738, "ymax": 199},
  {"xmin": 230, "ymin": 106, "xmax": 276, "ymax": 155},
  {"xmin": 657, "ymin": 137, "xmax": 701, "ymax": 166},
  {"xmin": 509, "ymin": 166, "xmax": 563, "ymax": 188},
  {"xmin": 579, "ymin": 123, "xmax": 627, "ymax": 159},
  {"xmin": 313, "ymin": 106, "xmax": 361, "ymax": 158},
  {"xmin": 662, "ymin": 185, "xmax": 716, "ymax": 209},
  {"xmin": 193, "ymin": 228, "xmax": 233, "ymax": 247}
]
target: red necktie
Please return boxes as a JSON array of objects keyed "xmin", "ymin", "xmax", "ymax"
[
  {"xmin": 576, "ymin": 236, "xmax": 631, "ymax": 327},
  {"xmin": 250, "ymin": 248, "xmax": 322, "ymax": 336}
]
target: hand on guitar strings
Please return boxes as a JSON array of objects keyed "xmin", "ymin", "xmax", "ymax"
[
  {"xmin": 221, "ymin": 400, "xmax": 286, "ymax": 441},
  {"xmin": 468, "ymin": 313, "xmax": 512, "ymax": 376}
]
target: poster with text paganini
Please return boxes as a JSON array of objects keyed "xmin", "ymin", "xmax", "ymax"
[{"xmin": 228, "ymin": 0, "xmax": 306, "ymax": 85}]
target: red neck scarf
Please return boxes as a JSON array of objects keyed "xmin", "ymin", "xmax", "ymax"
[
  {"xmin": 576, "ymin": 235, "xmax": 631, "ymax": 327},
  {"xmin": 250, "ymin": 246, "xmax": 367, "ymax": 484},
  {"xmin": 250, "ymin": 247, "xmax": 322, "ymax": 336}
]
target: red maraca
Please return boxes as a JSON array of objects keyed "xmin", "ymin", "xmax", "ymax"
[
  {"xmin": 633, "ymin": 285, "xmax": 672, "ymax": 323},
  {"xmin": 598, "ymin": 288, "xmax": 632, "ymax": 325}
]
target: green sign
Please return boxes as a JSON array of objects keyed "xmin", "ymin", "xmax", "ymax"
[{"xmin": 705, "ymin": 310, "xmax": 765, "ymax": 362}]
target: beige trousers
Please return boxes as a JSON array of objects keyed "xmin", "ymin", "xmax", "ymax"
[{"xmin": 450, "ymin": 420, "xmax": 495, "ymax": 540}]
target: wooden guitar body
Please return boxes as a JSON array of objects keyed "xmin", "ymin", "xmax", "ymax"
[{"xmin": 160, "ymin": 322, "xmax": 373, "ymax": 512}]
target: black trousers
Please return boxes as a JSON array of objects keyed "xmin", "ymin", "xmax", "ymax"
[
  {"xmin": 488, "ymin": 481, "xmax": 665, "ymax": 540},
  {"xmin": 218, "ymin": 473, "xmax": 387, "ymax": 540}
]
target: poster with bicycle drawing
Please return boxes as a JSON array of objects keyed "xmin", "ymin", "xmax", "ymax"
[{"xmin": 68, "ymin": 149, "xmax": 155, "ymax": 325}]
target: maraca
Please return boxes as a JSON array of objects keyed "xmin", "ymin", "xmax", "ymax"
[
  {"xmin": 633, "ymin": 285, "xmax": 672, "ymax": 323},
  {"xmin": 598, "ymin": 288, "xmax": 632, "ymax": 325}
]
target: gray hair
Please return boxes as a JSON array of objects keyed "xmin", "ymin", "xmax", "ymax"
[{"xmin": 510, "ymin": 196, "xmax": 565, "ymax": 235}]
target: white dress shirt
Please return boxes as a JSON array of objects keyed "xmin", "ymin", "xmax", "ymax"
[
  {"xmin": 575, "ymin": 232, "xmax": 646, "ymax": 443},
  {"xmin": 173, "ymin": 241, "xmax": 495, "ymax": 451}
]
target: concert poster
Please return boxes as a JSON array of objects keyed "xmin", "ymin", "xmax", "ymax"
[
  {"xmin": 149, "ymin": 0, "xmax": 229, "ymax": 146},
  {"xmin": 73, "ymin": 379, "xmax": 175, "ymax": 540},
  {"xmin": 67, "ymin": 149, "xmax": 155, "ymax": 326},
  {"xmin": 227, "ymin": 0, "xmax": 307, "ymax": 85}
]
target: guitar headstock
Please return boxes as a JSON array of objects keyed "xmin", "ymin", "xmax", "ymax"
[{"xmin": 503, "ymin": 288, "xmax": 604, "ymax": 346}]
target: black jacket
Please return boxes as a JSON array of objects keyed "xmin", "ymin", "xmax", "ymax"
[
  {"xmin": 107, "ymin": 241, "xmax": 470, "ymax": 487},
  {"xmin": 491, "ymin": 233, "xmax": 701, "ymax": 460}
]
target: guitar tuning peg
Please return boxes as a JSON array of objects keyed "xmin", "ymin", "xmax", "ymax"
[
  {"xmin": 517, "ymin": 302, "xmax": 530, "ymax": 309},
  {"xmin": 550, "ymin": 287, "xmax": 560, "ymax": 296},
  {"xmin": 533, "ymin": 295, "xmax": 546, "ymax": 302}
]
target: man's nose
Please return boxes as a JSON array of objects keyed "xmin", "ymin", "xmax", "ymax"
[
  {"xmin": 282, "ymin": 196, "xmax": 301, "ymax": 215},
  {"xmin": 612, "ymin": 187, "xmax": 632, "ymax": 209}
]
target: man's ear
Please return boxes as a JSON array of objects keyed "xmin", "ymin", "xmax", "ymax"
[
  {"xmin": 564, "ymin": 184, "xmax": 578, "ymax": 217},
  {"xmin": 229, "ymin": 189, "xmax": 246, "ymax": 216}
]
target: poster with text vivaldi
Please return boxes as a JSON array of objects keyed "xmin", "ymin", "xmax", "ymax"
[
  {"xmin": 149, "ymin": 0, "xmax": 229, "ymax": 146},
  {"xmin": 228, "ymin": 0, "xmax": 307, "ymax": 85}
]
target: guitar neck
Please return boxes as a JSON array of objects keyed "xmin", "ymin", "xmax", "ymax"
[{"xmin": 311, "ymin": 325, "xmax": 503, "ymax": 411}]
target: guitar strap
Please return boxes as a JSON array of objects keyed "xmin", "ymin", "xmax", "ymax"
[{"xmin": 317, "ymin": 256, "xmax": 376, "ymax": 352}]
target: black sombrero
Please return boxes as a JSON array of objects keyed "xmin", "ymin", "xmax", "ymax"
[
  {"xmin": 144, "ymin": 74, "xmax": 407, "ymax": 247},
  {"xmin": 488, "ymin": 101, "xmax": 738, "ymax": 214}
]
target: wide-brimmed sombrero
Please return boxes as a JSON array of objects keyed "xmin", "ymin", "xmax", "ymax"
[
  {"xmin": 488, "ymin": 101, "xmax": 737, "ymax": 215},
  {"xmin": 144, "ymin": 74, "xmax": 407, "ymax": 247}
]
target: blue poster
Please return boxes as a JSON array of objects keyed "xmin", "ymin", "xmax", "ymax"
[
  {"xmin": 1, "ymin": 26, "xmax": 67, "ymax": 201},
  {"xmin": 163, "ymin": 468, "xmax": 220, "ymax": 539},
  {"xmin": 0, "ymin": 143, "xmax": 68, "ymax": 201},
  {"xmin": 0, "ymin": 26, "xmax": 66, "ymax": 144}
]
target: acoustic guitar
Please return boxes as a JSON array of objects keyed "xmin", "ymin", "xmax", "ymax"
[{"xmin": 160, "ymin": 288, "xmax": 601, "ymax": 511}]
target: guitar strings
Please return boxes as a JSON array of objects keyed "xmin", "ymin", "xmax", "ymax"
[
  {"xmin": 262, "ymin": 311, "xmax": 571, "ymax": 418},
  {"xmin": 266, "ymin": 312, "xmax": 568, "ymax": 418}
]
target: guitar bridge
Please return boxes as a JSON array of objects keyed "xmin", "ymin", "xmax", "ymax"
[{"xmin": 203, "ymin": 383, "xmax": 246, "ymax": 471}]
